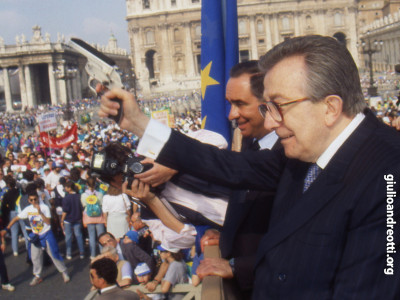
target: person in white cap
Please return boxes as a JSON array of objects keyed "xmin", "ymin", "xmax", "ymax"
[
  {"xmin": 134, "ymin": 262, "xmax": 152, "ymax": 284},
  {"xmin": 64, "ymin": 153, "xmax": 73, "ymax": 171},
  {"xmin": 157, "ymin": 244, "xmax": 188, "ymax": 299}
]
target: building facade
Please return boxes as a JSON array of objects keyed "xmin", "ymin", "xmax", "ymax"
[
  {"xmin": 0, "ymin": 26, "xmax": 132, "ymax": 112},
  {"xmin": 126, "ymin": 0, "xmax": 359, "ymax": 96},
  {"xmin": 359, "ymin": 5, "xmax": 400, "ymax": 72}
]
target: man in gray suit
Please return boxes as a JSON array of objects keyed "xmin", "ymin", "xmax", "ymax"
[{"xmin": 90, "ymin": 257, "xmax": 139, "ymax": 300}]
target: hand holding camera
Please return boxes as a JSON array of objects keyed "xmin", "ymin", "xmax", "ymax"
[{"xmin": 122, "ymin": 179, "xmax": 155, "ymax": 204}]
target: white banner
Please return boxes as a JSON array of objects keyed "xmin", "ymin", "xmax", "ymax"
[{"xmin": 37, "ymin": 112, "xmax": 57, "ymax": 132}]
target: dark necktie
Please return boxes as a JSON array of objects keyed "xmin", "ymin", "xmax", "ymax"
[
  {"xmin": 250, "ymin": 140, "xmax": 260, "ymax": 151},
  {"xmin": 303, "ymin": 163, "xmax": 322, "ymax": 193}
]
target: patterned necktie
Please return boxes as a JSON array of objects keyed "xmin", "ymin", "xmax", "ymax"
[
  {"xmin": 303, "ymin": 163, "xmax": 322, "ymax": 193},
  {"xmin": 250, "ymin": 140, "xmax": 260, "ymax": 151}
]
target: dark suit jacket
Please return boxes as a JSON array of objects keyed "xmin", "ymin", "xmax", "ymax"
[
  {"xmin": 219, "ymin": 138, "xmax": 281, "ymax": 295},
  {"xmin": 95, "ymin": 286, "xmax": 139, "ymax": 300},
  {"xmin": 156, "ymin": 110, "xmax": 400, "ymax": 299},
  {"xmin": 120, "ymin": 241, "xmax": 155, "ymax": 285}
]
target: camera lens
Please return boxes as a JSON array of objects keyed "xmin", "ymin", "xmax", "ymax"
[{"xmin": 129, "ymin": 162, "xmax": 144, "ymax": 174}]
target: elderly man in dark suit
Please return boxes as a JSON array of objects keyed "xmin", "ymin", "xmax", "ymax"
[
  {"xmin": 99, "ymin": 35, "xmax": 399, "ymax": 299},
  {"xmin": 89, "ymin": 257, "xmax": 139, "ymax": 300}
]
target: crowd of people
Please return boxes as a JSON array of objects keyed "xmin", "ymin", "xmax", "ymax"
[{"xmin": 0, "ymin": 92, "xmax": 210, "ymax": 299}]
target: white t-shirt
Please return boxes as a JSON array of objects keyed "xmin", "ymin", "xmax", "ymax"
[
  {"xmin": 102, "ymin": 194, "xmax": 131, "ymax": 213},
  {"xmin": 18, "ymin": 204, "xmax": 51, "ymax": 235},
  {"xmin": 45, "ymin": 171, "xmax": 61, "ymax": 190}
]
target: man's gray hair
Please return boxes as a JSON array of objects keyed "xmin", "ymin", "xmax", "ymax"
[{"xmin": 259, "ymin": 35, "xmax": 366, "ymax": 116}]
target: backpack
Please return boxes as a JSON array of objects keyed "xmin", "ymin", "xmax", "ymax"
[{"xmin": 85, "ymin": 194, "xmax": 101, "ymax": 217}]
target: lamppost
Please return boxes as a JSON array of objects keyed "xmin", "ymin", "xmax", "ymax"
[
  {"xmin": 358, "ymin": 31, "xmax": 383, "ymax": 97},
  {"xmin": 54, "ymin": 62, "xmax": 78, "ymax": 120}
]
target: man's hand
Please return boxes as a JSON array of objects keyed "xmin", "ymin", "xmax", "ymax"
[
  {"xmin": 97, "ymin": 87, "xmax": 149, "ymax": 137},
  {"xmin": 145, "ymin": 280, "xmax": 158, "ymax": 292},
  {"xmin": 196, "ymin": 257, "xmax": 234, "ymax": 280},
  {"xmin": 33, "ymin": 202, "xmax": 40, "ymax": 212},
  {"xmin": 135, "ymin": 158, "xmax": 178, "ymax": 187},
  {"xmin": 122, "ymin": 179, "xmax": 155, "ymax": 203},
  {"xmin": 392, "ymin": 116, "xmax": 400, "ymax": 130},
  {"xmin": 200, "ymin": 229, "xmax": 221, "ymax": 253},
  {"xmin": 0, "ymin": 243, "xmax": 5, "ymax": 253}
]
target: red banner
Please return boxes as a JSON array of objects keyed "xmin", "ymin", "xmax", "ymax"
[{"xmin": 40, "ymin": 123, "xmax": 78, "ymax": 149}]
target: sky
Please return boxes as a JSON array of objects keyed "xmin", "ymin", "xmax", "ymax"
[{"xmin": 0, "ymin": 0, "xmax": 130, "ymax": 50}]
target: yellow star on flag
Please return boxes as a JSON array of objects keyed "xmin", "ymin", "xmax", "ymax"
[
  {"xmin": 201, "ymin": 116, "xmax": 207, "ymax": 129},
  {"xmin": 201, "ymin": 61, "xmax": 219, "ymax": 100}
]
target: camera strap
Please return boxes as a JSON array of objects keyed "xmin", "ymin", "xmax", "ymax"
[{"xmin": 158, "ymin": 197, "xmax": 188, "ymax": 223}]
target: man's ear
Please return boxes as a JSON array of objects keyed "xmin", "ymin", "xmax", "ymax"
[{"xmin": 324, "ymin": 95, "xmax": 343, "ymax": 127}]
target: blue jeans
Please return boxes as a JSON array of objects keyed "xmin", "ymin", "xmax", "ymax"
[
  {"xmin": 87, "ymin": 223, "xmax": 105, "ymax": 257},
  {"xmin": 10, "ymin": 211, "xmax": 29, "ymax": 254},
  {"xmin": 64, "ymin": 222, "xmax": 84, "ymax": 257}
]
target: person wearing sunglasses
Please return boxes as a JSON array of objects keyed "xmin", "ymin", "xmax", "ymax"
[{"xmin": 3, "ymin": 189, "xmax": 69, "ymax": 286}]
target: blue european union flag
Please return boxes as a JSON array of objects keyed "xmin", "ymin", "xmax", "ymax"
[{"xmin": 201, "ymin": 0, "xmax": 238, "ymax": 146}]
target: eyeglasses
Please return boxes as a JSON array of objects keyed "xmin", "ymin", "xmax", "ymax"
[{"xmin": 258, "ymin": 97, "xmax": 310, "ymax": 122}]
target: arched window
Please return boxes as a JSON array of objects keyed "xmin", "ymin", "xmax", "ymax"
[
  {"xmin": 145, "ymin": 50, "xmax": 156, "ymax": 79},
  {"xmin": 143, "ymin": 0, "xmax": 150, "ymax": 9},
  {"xmin": 239, "ymin": 20, "xmax": 247, "ymax": 35},
  {"xmin": 333, "ymin": 32, "xmax": 347, "ymax": 47},
  {"xmin": 146, "ymin": 30, "xmax": 155, "ymax": 44}
]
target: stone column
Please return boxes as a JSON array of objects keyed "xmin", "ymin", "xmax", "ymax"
[
  {"xmin": 273, "ymin": 14, "xmax": 280, "ymax": 45},
  {"xmin": 75, "ymin": 69, "xmax": 83, "ymax": 100},
  {"xmin": 294, "ymin": 12, "xmax": 300, "ymax": 36},
  {"xmin": 159, "ymin": 23, "xmax": 173, "ymax": 83},
  {"xmin": 57, "ymin": 64, "xmax": 68, "ymax": 105},
  {"xmin": 132, "ymin": 26, "xmax": 150, "ymax": 95},
  {"xmin": 24, "ymin": 65, "xmax": 35, "ymax": 108},
  {"xmin": 264, "ymin": 14, "xmax": 273, "ymax": 50},
  {"xmin": 346, "ymin": 7, "xmax": 359, "ymax": 66},
  {"xmin": 317, "ymin": 10, "xmax": 327, "ymax": 36},
  {"xmin": 18, "ymin": 64, "xmax": 28, "ymax": 109},
  {"xmin": 48, "ymin": 63, "xmax": 58, "ymax": 105},
  {"xmin": 249, "ymin": 16, "xmax": 258, "ymax": 60},
  {"xmin": 66, "ymin": 76, "xmax": 73, "ymax": 104},
  {"xmin": 183, "ymin": 22, "xmax": 195, "ymax": 77},
  {"xmin": 3, "ymin": 68, "xmax": 14, "ymax": 112},
  {"xmin": 70, "ymin": 70, "xmax": 79, "ymax": 100}
]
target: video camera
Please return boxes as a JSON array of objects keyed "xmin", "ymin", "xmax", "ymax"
[{"xmin": 91, "ymin": 150, "xmax": 153, "ymax": 187}]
